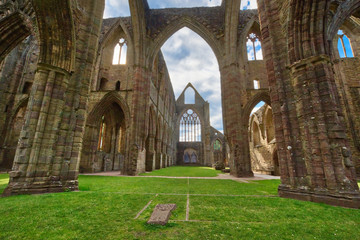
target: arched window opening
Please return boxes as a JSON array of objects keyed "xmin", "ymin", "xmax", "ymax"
[
  {"xmin": 117, "ymin": 127, "xmax": 123, "ymax": 153},
  {"xmin": 22, "ymin": 82, "xmax": 32, "ymax": 94},
  {"xmin": 179, "ymin": 109, "xmax": 201, "ymax": 142},
  {"xmin": 99, "ymin": 78, "xmax": 108, "ymax": 91},
  {"xmin": 240, "ymin": 0, "xmax": 258, "ymax": 10},
  {"xmin": 115, "ymin": 81, "xmax": 121, "ymax": 91},
  {"xmin": 253, "ymin": 80, "xmax": 260, "ymax": 89},
  {"xmin": 337, "ymin": 30, "xmax": 354, "ymax": 58},
  {"xmin": 184, "ymin": 87, "xmax": 195, "ymax": 104},
  {"xmin": 251, "ymin": 101, "xmax": 265, "ymax": 115},
  {"xmin": 214, "ymin": 140, "xmax": 221, "ymax": 151},
  {"xmin": 161, "ymin": 27, "xmax": 223, "ymax": 132},
  {"xmin": 247, "ymin": 33, "xmax": 263, "ymax": 61},
  {"xmin": 98, "ymin": 116, "xmax": 106, "ymax": 151},
  {"xmin": 112, "ymin": 38, "xmax": 127, "ymax": 65}
]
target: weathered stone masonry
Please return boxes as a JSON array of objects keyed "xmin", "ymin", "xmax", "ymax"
[{"xmin": 0, "ymin": 0, "xmax": 359, "ymax": 208}]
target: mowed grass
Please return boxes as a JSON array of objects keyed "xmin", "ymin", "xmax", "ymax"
[
  {"xmin": 0, "ymin": 173, "xmax": 359, "ymax": 239},
  {"xmin": 0, "ymin": 173, "xmax": 9, "ymax": 194},
  {"xmin": 139, "ymin": 166, "xmax": 221, "ymax": 177}
]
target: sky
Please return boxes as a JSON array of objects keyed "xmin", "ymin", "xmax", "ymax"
[{"xmin": 103, "ymin": 0, "xmax": 260, "ymax": 133}]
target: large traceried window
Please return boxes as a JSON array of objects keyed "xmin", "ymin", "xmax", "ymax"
[
  {"xmin": 247, "ymin": 33, "xmax": 263, "ymax": 61},
  {"xmin": 337, "ymin": 30, "xmax": 354, "ymax": 58},
  {"xmin": 179, "ymin": 109, "xmax": 201, "ymax": 142},
  {"xmin": 112, "ymin": 38, "xmax": 127, "ymax": 65}
]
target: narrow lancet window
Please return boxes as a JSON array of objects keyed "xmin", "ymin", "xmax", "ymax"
[
  {"xmin": 254, "ymin": 80, "xmax": 260, "ymax": 89},
  {"xmin": 98, "ymin": 116, "xmax": 106, "ymax": 151},
  {"xmin": 337, "ymin": 30, "xmax": 354, "ymax": 58},
  {"xmin": 185, "ymin": 87, "xmax": 195, "ymax": 104},
  {"xmin": 113, "ymin": 38, "xmax": 127, "ymax": 65}
]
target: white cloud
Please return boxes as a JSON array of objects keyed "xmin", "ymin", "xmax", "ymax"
[
  {"xmin": 240, "ymin": 0, "xmax": 258, "ymax": 10},
  {"xmin": 104, "ymin": 0, "xmax": 130, "ymax": 18}
]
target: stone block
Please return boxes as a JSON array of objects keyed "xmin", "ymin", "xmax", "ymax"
[{"xmin": 147, "ymin": 204, "xmax": 177, "ymax": 225}]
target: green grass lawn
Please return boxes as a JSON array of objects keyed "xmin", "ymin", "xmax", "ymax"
[
  {"xmin": 139, "ymin": 166, "xmax": 221, "ymax": 177},
  {"xmin": 0, "ymin": 173, "xmax": 359, "ymax": 240}
]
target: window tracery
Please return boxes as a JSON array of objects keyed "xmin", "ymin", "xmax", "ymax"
[
  {"xmin": 179, "ymin": 109, "xmax": 201, "ymax": 142},
  {"xmin": 246, "ymin": 33, "xmax": 263, "ymax": 61},
  {"xmin": 112, "ymin": 38, "xmax": 127, "ymax": 65}
]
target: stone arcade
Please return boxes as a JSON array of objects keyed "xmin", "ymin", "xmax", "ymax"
[{"xmin": 0, "ymin": 0, "xmax": 359, "ymax": 208}]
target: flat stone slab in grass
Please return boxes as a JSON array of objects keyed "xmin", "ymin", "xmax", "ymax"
[{"xmin": 147, "ymin": 204, "xmax": 177, "ymax": 225}]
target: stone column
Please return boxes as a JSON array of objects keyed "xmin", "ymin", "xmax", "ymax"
[
  {"xmin": 3, "ymin": 65, "xmax": 74, "ymax": 196},
  {"xmin": 162, "ymin": 142, "xmax": 167, "ymax": 168},
  {"xmin": 276, "ymin": 56, "xmax": 360, "ymax": 208},
  {"xmin": 155, "ymin": 138, "xmax": 162, "ymax": 169},
  {"xmin": 124, "ymin": 66, "xmax": 151, "ymax": 175},
  {"xmin": 145, "ymin": 134, "xmax": 155, "ymax": 171},
  {"xmin": 220, "ymin": 64, "xmax": 253, "ymax": 177}
]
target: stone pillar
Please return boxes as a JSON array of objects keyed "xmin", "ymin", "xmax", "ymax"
[
  {"xmin": 155, "ymin": 138, "xmax": 162, "ymax": 169},
  {"xmin": 3, "ymin": 65, "xmax": 75, "ymax": 196},
  {"xmin": 145, "ymin": 134, "xmax": 155, "ymax": 172},
  {"xmin": 162, "ymin": 142, "xmax": 167, "ymax": 168},
  {"xmin": 221, "ymin": 64, "xmax": 253, "ymax": 177},
  {"xmin": 275, "ymin": 56, "xmax": 360, "ymax": 208},
  {"xmin": 3, "ymin": 0, "xmax": 104, "ymax": 196},
  {"xmin": 123, "ymin": 66, "xmax": 151, "ymax": 175}
]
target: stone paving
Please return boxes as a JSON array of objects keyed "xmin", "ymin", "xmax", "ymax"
[{"xmin": 82, "ymin": 171, "xmax": 280, "ymax": 181}]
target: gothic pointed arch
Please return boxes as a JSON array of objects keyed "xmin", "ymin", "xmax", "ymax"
[
  {"xmin": 87, "ymin": 92, "xmax": 131, "ymax": 128},
  {"xmin": 0, "ymin": 12, "xmax": 31, "ymax": 63},
  {"xmin": 147, "ymin": 16, "xmax": 223, "ymax": 68},
  {"xmin": 32, "ymin": 0, "xmax": 75, "ymax": 72},
  {"xmin": 238, "ymin": 17, "xmax": 262, "ymax": 61},
  {"xmin": 242, "ymin": 91, "xmax": 271, "ymax": 123},
  {"xmin": 99, "ymin": 17, "xmax": 134, "ymax": 66}
]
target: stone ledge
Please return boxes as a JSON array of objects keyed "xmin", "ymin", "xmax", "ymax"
[
  {"xmin": 279, "ymin": 188, "xmax": 360, "ymax": 209},
  {"xmin": 1, "ymin": 180, "xmax": 78, "ymax": 197}
]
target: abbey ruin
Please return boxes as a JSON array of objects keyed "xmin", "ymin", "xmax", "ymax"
[{"xmin": 0, "ymin": 0, "xmax": 359, "ymax": 209}]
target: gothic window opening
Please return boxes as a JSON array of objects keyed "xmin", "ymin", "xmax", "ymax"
[
  {"xmin": 22, "ymin": 82, "xmax": 32, "ymax": 94},
  {"xmin": 214, "ymin": 140, "xmax": 221, "ymax": 151},
  {"xmin": 337, "ymin": 30, "xmax": 354, "ymax": 58},
  {"xmin": 115, "ymin": 81, "xmax": 121, "ymax": 91},
  {"xmin": 112, "ymin": 38, "xmax": 127, "ymax": 65},
  {"xmin": 247, "ymin": 33, "xmax": 263, "ymax": 61},
  {"xmin": 99, "ymin": 78, "xmax": 108, "ymax": 91},
  {"xmin": 191, "ymin": 152, "xmax": 197, "ymax": 163},
  {"xmin": 185, "ymin": 87, "xmax": 195, "ymax": 104},
  {"xmin": 117, "ymin": 127, "xmax": 123, "ymax": 153},
  {"xmin": 253, "ymin": 80, "xmax": 260, "ymax": 89},
  {"xmin": 98, "ymin": 116, "xmax": 106, "ymax": 151},
  {"xmin": 179, "ymin": 109, "xmax": 201, "ymax": 142}
]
